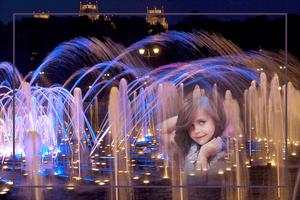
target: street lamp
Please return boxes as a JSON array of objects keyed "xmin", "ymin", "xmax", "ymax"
[
  {"xmin": 152, "ymin": 47, "xmax": 160, "ymax": 54},
  {"xmin": 138, "ymin": 46, "xmax": 161, "ymax": 67},
  {"xmin": 138, "ymin": 47, "xmax": 160, "ymax": 57},
  {"xmin": 138, "ymin": 48, "xmax": 146, "ymax": 55}
]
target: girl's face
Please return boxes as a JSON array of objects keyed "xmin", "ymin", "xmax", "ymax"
[{"xmin": 188, "ymin": 106, "xmax": 216, "ymax": 145}]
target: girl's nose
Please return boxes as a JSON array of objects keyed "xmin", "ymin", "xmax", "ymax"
[{"xmin": 194, "ymin": 124, "xmax": 202, "ymax": 133}]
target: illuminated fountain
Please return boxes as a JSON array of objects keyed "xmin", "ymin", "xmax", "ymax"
[
  {"xmin": 0, "ymin": 63, "xmax": 96, "ymax": 194},
  {"xmin": 0, "ymin": 30, "xmax": 299, "ymax": 199},
  {"xmin": 107, "ymin": 79, "xmax": 133, "ymax": 200},
  {"xmin": 23, "ymin": 131, "xmax": 43, "ymax": 200}
]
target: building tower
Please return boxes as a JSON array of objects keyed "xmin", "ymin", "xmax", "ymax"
[
  {"xmin": 146, "ymin": 6, "xmax": 169, "ymax": 31},
  {"xmin": 79, "ymin": 1, "xmax": 100, "ymax": 21},
  {"xmin": 33, "ymin": 11, "xmax": 50, "ymax": 19}
]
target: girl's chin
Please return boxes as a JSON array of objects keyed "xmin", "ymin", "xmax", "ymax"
[{"xmin": 194, "ymin": 138, "xmax": 209, "ymax": 145}]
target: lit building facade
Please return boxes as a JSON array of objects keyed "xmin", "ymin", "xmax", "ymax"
[
  {"xmin": 79, "ymin": 1, "xmax": 100, "ymax": 21},
  {"xmin": 33, "ymin": 11, "xmax": 50, "ymax": 19},
  {"xmin": 146, "ymin": 7, "xmax": 168, "ymax": 31}
]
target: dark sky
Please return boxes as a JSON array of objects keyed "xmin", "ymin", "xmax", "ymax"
[{"xmin": 0, "ymin": 0, "xmax": 299, "ymax": 23}]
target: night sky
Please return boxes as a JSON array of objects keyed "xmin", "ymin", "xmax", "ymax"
[{"xmin": 0, "ymin": 0, "xmax": 299, "ymax": 23}]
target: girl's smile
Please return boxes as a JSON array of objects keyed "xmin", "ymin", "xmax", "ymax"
[
  {"xmin": 188, "ymin": 106, "xmax": 216, "ymax": 145},
  {"xmin": 194, "ymin": 134, "xmax": 207, "ymax": 139}
]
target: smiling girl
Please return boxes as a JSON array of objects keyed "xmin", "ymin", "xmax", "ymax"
[{"xmin": 174, "ymin": 92, "xmax": 227, "ymax": 172}]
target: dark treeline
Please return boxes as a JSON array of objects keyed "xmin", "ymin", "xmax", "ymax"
[{"xmin": 0, "ymin": 14, "xmax": 299, "ymax": 75}]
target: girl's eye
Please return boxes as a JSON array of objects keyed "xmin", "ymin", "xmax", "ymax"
[{"xmin": 198, "ymin": 120, "xmax": 206, "ymax": 125}]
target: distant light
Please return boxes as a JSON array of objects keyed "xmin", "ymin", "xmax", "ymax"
[
  {"xmin": 278, "ymin": 86, "xmax": 282, "ymax": 91},
  {"xmin": 66, "ymin": 186, "xmax": 75, "ymax": 190},
  {"xmin": 33, "ymin": 12, "xmax": 49, "ymax": 19},
  {"xmin": 152, "ymin": 47, "xmax": 160, "ymax": 54},
  {"xmin": 6, "ymin": 181, "xmax": 13, "ymax": 185},
  {"xmin": 138, "ymin": 48, "xmax": 145, "ymax": 55},
  {"xmin": 270, "ymin": 160, "xmax": 276, "ymax": 166}
]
